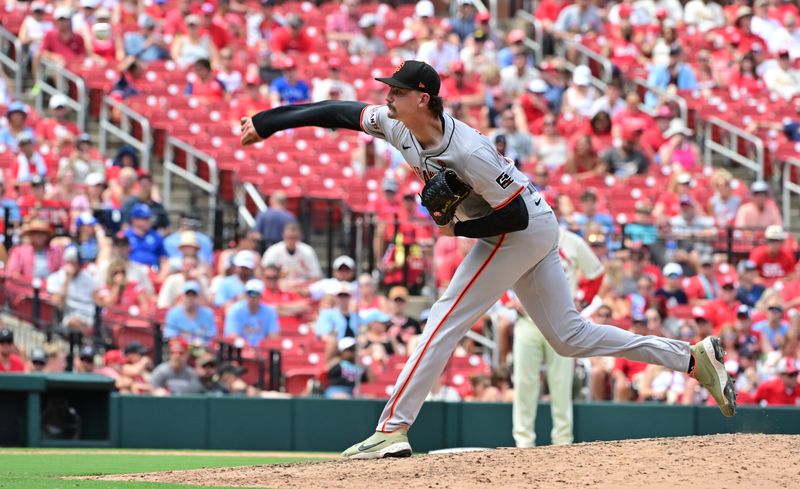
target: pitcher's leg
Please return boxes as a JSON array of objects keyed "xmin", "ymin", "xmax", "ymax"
[
  {"xmin": 543, "ymin": 333, "xmax": 574, "ymax": 445},
  {"xmin": 512, "ymin": 315, "xmax": 544, "ymax": 448},
  {"xmin": 513, "ymin": 248, "xmax": 692, "ymax": 372},
  {"xmin": 376, "ymin": 234, "xmax": 525, "ymax": 432}
]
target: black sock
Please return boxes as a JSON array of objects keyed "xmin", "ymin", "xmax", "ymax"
[{"xmin": 687, "ymin": 356, "xmax": 695, "ymax": 374}]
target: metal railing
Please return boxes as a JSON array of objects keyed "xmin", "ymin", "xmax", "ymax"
[
  {"xmin": 0, "ymin": 26, "xmax": 24, "ymax": 99},
  {"xmin": 784, "ymin": 159, "xmax": 800, "ymax": 228},
  {"xmin": 516, "ymin": 9, "xmax": 545, "ymax": 63},
  {"xmin": 33, "ymin": 57, "xmax": 88, "ymax": 131},
  {"xmin": 704, "ymin": 117, "xmax": 765, "ymax": 182},
  {"xmin": 239, "ymin": 181, "xmax": 268, "ymax": 229},
  {"xmin": 99, "ymin": 95, "xmax": 153, "ymax": 171},
  {"xmin": 162, "ymin": 136, "xmax": 219, "ymax": 234},
  {"xmin": 631, "ymin": 77, "xmax": 688, "ymax": 123}
]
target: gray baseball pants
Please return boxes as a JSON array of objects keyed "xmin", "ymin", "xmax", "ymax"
[{"xmin": 376, "ymin": 201, "xmax": 692, "ymax": 432}]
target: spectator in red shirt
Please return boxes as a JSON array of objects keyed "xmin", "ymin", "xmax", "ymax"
[
  {"xmin": 439, "ymin": 61, "xmax": 484, "ymax": 107},
  {"xmin": 199, "ymin": 2, "xmax": 231, "ymax": 50},
  {"xmin": 611, "ymin": 91, "xmax": 653, "ymax": 138},
  {"xmin": 730, "ymin": 53, "xmax": 765, "ymax": 94},
  {"xmin": 732, "ymin": 7, "xmax": 767, "ymax": 55},
  {"xmin": 611, "ymin": 318, "xmax": 650, "ymax": 400},
  {"xmin": 261, "ymin": 264, "xmax": 311, "ymax": 320},
  {"xmin": 185, "ymin": 58, "xmax": 225, "ymax": 103},
  {"xmin": 703, "ymin": 275, "xmax": 741, "ymax": 333},
  {"xmin": 685, "ymin": 254, "xmax": 721, "ymax": 304},
  {"xmin": 748, "ymin": 225, "xmax": 797, "ymax": 283},
  {"xmin": 735, "ymin": 180, "xmax": 784, "ymax": 230},
  {"xmin": 0, "ymin": 329, "xmax": 25, "ymax": 373},
  {"xmin": 754, "ymin": 358, "xmax": 799, "ymax": 406},
  {"xmin": 17, "ymin": 175, "xmax": 69, "ymax": 228},
  {"xmin": 97, "ymin": 258, "xmax": 152, "ymax": 315},
  {"xmin": 38, "ymin": 7, "xmax": 87, "ymax": 67},
  {"xmin": 270, "ymin": 14, "xmax": 313, "ymax": 54},
  {"xmin": 35, "ymin": 94, "xmax": 80, "ymax": 151},
  {"xmin": 325, "ymin": 0, "xmax": 361, "ymax": 45},
  {"xmin": 639, "ymin": 105, "xmax": 671, "ymax": 158}
]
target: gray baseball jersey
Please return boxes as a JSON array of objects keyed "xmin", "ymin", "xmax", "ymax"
[{"xmin": 360, "ymin": 104, "xmax": 692, "ymax": 433}]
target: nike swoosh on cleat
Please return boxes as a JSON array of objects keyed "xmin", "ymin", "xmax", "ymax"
[
  {"xmin": 358, "ymin": 440, "xmax": 386, "ymax": 451},
  {"xmin": 402, "ymin": 145, "xmax": 411, "ymax": 150},
  {"xmin": 534, "ymin": 198, "xmax": 541, "ymax": 206}
]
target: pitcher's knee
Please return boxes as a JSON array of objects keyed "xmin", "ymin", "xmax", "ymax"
[{"xmin": 551, "ymin": 319, "xmax": 591, "ymax": 357}]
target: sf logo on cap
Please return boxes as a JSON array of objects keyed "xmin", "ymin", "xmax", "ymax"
[{"xmin": 393, "ymin": 61, "xmax": 405, "ymax": 74}]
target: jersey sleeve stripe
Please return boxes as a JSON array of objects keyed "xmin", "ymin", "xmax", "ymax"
[
  {"xmin": 493, "ymin": 186, "xmax": 525, "ymax": 211},
  {"xmin": 358, "ymin": 105, "xmax": 370, "ymax": 133},
  {"xmin": 379, "ymin": 233, "xmax": 507, "ymax": 433}
]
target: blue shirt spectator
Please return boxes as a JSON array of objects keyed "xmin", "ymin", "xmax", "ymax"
[
  {"xmin": 315, "ymin": 282, "xmax": 359, "ymax": 340},
  {"xmin": 270, "ymin": 75, "xmax": 310, "ymax": 104},
  {"xmin": 253, "ymin": 192, "xmax": 296, "ymax": 248},
  {"xmin": 224, "ymin": 279, "xmax": 280, "ymax": 347},
  {"xmin": 645, "ymin": 47, "xmax": 698, "ymax": 108},
  {"xmin": 0, "ymin": 102, "xmax": 33, "ymax": 152},
  {"xmin": 123, "ymin": 15, "xmax": 170, "ymax": 62},
  {"xmin": 214, "ymin": 251, "xmax": 258, "ymax": 307},
  {"xmin": 753, "ymin": 306, "xmax": 790, "ymax": 350},
  {"xmin": 164, "ymin": 281, "xmax": 217, "ymax": 343},
  {"xmin": 125, "ymin": 204, "xmax": 167, "ymax": 268}
]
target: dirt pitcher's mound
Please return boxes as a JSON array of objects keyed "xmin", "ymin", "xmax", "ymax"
[{"xmin": 92, "ymin": 434, "xmax": 800, "ymax": 489}]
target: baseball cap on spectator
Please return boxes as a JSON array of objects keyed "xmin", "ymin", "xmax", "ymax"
[
  {"xmin": 507, "ymin": 29, "xmax": 525, "ymax": 44},
  {"xmin": 621, "ymin": 121, "xmax": 643, "ymax": 140},
  {"xmin": 669, "ymin": 45, "xmax": 683, "ymax": 57},
  {"xmin": 0, "ymin": 329, "xmax": 13, "ymax": 343},
  {"xmin": 201, "ymin": 2, "xmax": 216, "ymax": 14},
  {"xmin": 572, "ymin": 65, "xmax": 592, "ymax": 86},
  {"xmin": 178, "ymin": 231, "xmax": 200, "ymax": 251},
  {"xmin": 415, "ymin": 0, "xmax": 435, "ymax": 18},
  {"xmin": 233, "ymin": 250, "xmax": 257, "ymax": 269},
  {"xmin": 85, "ymin": 173, "xmax": 105, "ymax": 186},
  {"xmin": 23, "ymin": 218, "xmax": 52, "ymax": 236},
  {"xmin": 777, "ymin": 47, "xmax": 790, "ymax": 58},
  {"xmin": 245, "ymin": 72, "xmax": 261, "ymax": 85},
  {"xmin": 676, "ymin": 173, "xmax": 693, "ymax": 185},
  {"xmin": 76, "ymin": 212, "xmax": 97, "ymax": 228},
  {"xmin": 765, "ymin": 225, "xmax": 787, "ymax": 241},
  {"xmin": 720, "ymin": 275, "xmax": 736, "ymax": 288},
  {"xmin": 663, "ymin": 119, "xmax": 694, "ymax": 138},
  {"xmin": 130, "ymin": 203, "xmax": 152, "ymax": 220},
  {"xmin": 245, "ymin": 278, "xmax": 265, "ymax": 296},
  {"xmin": 635, "ymin": 200, "xmax": 652, "ymax": 213},
  {"xmin": 124, "ymin": 341, "xmax": 148, "ymax": 355},
  {"xmin": 381, "ymin": 178, "xmax": 399, "ymax": 193},
  {"xmin": 333, "ymin": 255, "xmax": 355, "ymax": 270},
  {"xmin": 527, "ymin": 79, "xmax": 548, "ymax": 94},
  {"xmin": 679, "ymin": 194, "xmax": 694, "ymax": 206},
  {"xmin": 699, "ymin": 253, "xmax": 714, "ymax": 265},
  {"xmin": 80, "ymin": 0, "xmax": 99, "ymax": 8},
  {"xmin": 104, "ymin": 349, "xmax": 125, "ymax": 365},
  {"xmin": 183, "ymin": 281, "xmax": 201, "ymax": 295},
  {"xmin": 287, "ymin": 14, "xmax": 303, "ymax": 28},
  {"xmin": 185, "ymin": 14, "xmax": 201, "ymax": 26},
  {"xmin": 77, "ymin": 133, "xmax": 92, "ymax": 145},
  {"xmin": 30, "ymin": 347, "xmax": 47, "ymax": 364},
  {"xmin": 31, "ymin": 2, "xmax": 46, "ymax": 12},
  {"xmin": 618, "ymin": 3, "xmax": 633, "ymax": 18},
  {"xmin": 169, "ymin": 337, "xmax": 189, "ymax": 353},
  {"xmin": 662, "ymin": 262, "xmax": 683, "ymax": 278},
  {"xmin": 476, "ymin": 11, "xmax": 491, "ymax": 22},
  {"xmin": 735, "ymin": 6, "xmax": 753, "ymax": 24},
  {"xmin": 336, "ymin": 281, "xmax": 353, "ymax": 296},
  {"xmin": 49, "ymin": 94, "xmax": 69, "ymax": 110},
  {"xmin": 327, "ymin": 57, "xmax": 343, "ymax": 70},
  {"xmin": 282, "ymin": 58, "xmax": 297, "ymax": 70},
  {"xmin": 655, "ymin": 7, "xmax": 668, "ymax": 19},
  {"xmin": 692, "ymin": 306, "xmax": 708, "ymax": 320},
  {"xmin": 736, "ymin": 304, "xmax": 751, "ymax": 318},
  {"xmin": 778, "ymin": 357, "xmax": 799, "ymax": 375},
  {"xmin": 6, "ymin": 101, "xmax": 28, "ymax": 116},
  {"xmin": 389, "ymin": 285, "xmax": 409, "ymax": 301},
  {"xmin": 360, "ymin": 309, "xmax": 391, "ymax": 324},
  {"xmin": 750, "ymin": 180, "xmax": 769, "ymax": 193},
  {"xmin": 79, "ymin": 345, "xmax": 96, "ymax": 360},
  {"xmin": 54, "ymin": 6, "xmax": 72, "ymax": 20},
  {"xmin": 358, "ymin": 13, "xmax": 377, "ymax": 29},
  {"xmin": 742, "ymin": 259, "xmax": 758, "ymax": 272},
  {"xmin": 16, "ymin": 130, "xmax": 35, "ymax": 145},
  {"xmin": 338, "ymin": 337, "xmax": 357, "ymax": 352}
]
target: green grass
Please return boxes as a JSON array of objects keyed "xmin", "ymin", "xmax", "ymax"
[{"xmin": 0, "ymin": 450, "xmax": 326, "ymax": 489}]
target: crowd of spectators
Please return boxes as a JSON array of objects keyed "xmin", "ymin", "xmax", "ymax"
[{"xmin": 0, "ymin": 0, "xmax": 799, "ymax": 406}]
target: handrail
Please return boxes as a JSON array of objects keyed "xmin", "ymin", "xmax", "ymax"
[
  {"xmin": 559, "ymin": 39, "xmax": 614, "ymax": 88},
  {"xmin": 631, "ymin": 77, "xmax": 688, "ymax": 122},
  {"xmin": 704, "ymin": 117, "xmax": 765, "ymax": 182},
  {"xmin": 98, "ymin": 96, "xmax": 153, "ymax": 171},
  {"xmin": 516, "ymin": 9, "xmax": 544, "ymax": 64},
  {"xmin": 0, "ymin": 26, "xmax": 24, "ymax": 99},
  {"xmin": 238, "ymin": 181, "xmax": 267, "ymax": 229},
  {"xmin": 784, "ymin": 159, "xmax": 800, "ymax": 228},
  {"xmin": 33, "ymin": 58, "xmax": 88, "ymax": 131},
  {"xmin": 163, "ymin": 136, "xmax": 219, "ymax": 232}
]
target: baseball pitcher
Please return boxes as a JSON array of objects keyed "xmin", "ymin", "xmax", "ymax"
[{"xmin": 240, "ymin": 60, "xmax": 736, "ymax": 460}]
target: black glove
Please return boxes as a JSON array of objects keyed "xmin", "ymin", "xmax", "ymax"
[{"xmin": 420, "ymin": 169, "xmax": 471, "ymax": 226}]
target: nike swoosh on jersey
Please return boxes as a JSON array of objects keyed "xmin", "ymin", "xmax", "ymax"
[{"xmin": 358, "ymin": 440, "xmax": 386, "ymax": 451}]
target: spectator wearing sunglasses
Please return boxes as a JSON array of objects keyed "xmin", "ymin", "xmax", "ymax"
[
  {"xmin": 753, "ymin": 297, "xmax": 790, "ymax": 352},
  {"xmin": 224, "ymin": 279, "xmax": 280, "ymax": 348}
]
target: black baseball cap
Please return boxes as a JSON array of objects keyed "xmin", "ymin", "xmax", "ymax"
[
  {"xmin": 123, "ymin": 341, "xmax": 148, "ymax": 355},
  {"xmin": 0, "ymin": 329, "xmax": 13, "ymax": 343},
  {"xmin": 375, "ymin": 60, "xmax": 441, "ymax": 96}
]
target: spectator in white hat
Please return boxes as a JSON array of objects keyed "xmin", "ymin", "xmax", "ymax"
[
  {"xmin": 215, "ymin": 250, "xmax": 258, "ymax": 309},
  {"xmin": 36, "ymin": 94, "xmax": 80, "ymax": 150},
  {"xmin": 734, "ymin": 180, "xmax": 783, "ymax": 230},
  {"xmin": 562, "ymin": 65, "xmax": 598, "ymax": 117},
  {"xmin": 324, "ymin": 336, "xmax": 373, "ymax": 399},
  {"xmin": 316, "ymin": 281, "xmax": 360, "ymax": 359},
  {"xmin": 38, "ymin": 6, "xmax": 86, "ymax": 68},
  {"xmin": 224, "ymin": 278, "xmax": 280, "ymax": 347},
  {"xmin": 348, "ymin": 13, "xmax": 386, "ymax": 57},
  {"xmin": 309, "ymin": 255, "xmax": 357, "ymax": 301},
  {"xmin": 747, "ymin": 225, "xmax": 796, "ymax": 284},
  {"xmin": 18, "ymin": 2, "xmax": 51, "ymax": 59}
]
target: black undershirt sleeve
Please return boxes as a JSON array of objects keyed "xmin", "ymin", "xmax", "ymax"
[
  {"xmin": 452, "ymin": 194, "xmax": 529, "ymax": 238},
  {"xmin": 250, "ymin": 100, "xmax": 369, "ymax": 139}
]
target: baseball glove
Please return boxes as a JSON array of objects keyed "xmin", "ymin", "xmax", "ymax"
[{"xmin": 420, "ymin": 169, "xmax": 471, "ymax": 226}]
